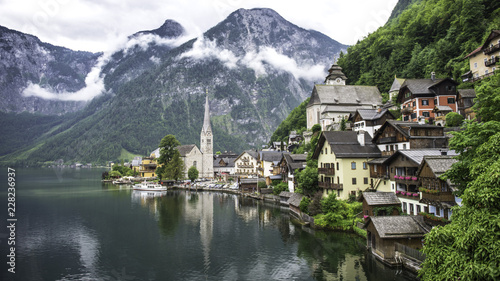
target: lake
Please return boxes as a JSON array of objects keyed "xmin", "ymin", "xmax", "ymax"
[{"xmin": 0, "ymin": 168, "xmax": 417, "ymax": 280}]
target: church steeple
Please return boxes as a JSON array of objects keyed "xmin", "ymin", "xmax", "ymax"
[
  {"xmin": 324, "ymin": 56, "xmax": 347, "ymax": 85},
  {"xmin": 202, "ymin": 91, "xmax": 212, "ymax": 134}
]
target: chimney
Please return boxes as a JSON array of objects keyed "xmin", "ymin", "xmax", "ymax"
[
  {"xmin": 431, "ymin": 72, "xmax": 436, "ymax": 81},
  {"xmin": 357, "ymin": 130, "xmax": 365, "ymax": 146}
]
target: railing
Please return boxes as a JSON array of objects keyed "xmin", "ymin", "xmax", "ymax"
[
  {"xmin": 421, "ymin": 191, "xmax": 455, "ymax": 202},
  {"xmin": 485, "ymin": 56, "xmax": 499, "ymax": 67},
  {"xmin": 484, "ymin": 43, "xmax": 500, "ymax": 54},
  {"xmin": 395, "ymin": 243, "xmax": 426, "ymax": 262},
  {"xmin": 318, "ymin": 167, "xmax": 335, "ymax": 175},
  {"xmin": 238, "ymin": 164, "xmax": 254, "ymax": 168},
  {"xmin": 395, "ymin": 191, "xmax": 420, "ymax": 199},
  {"xmin": 401, "ymin": 107, "xmax": 413, "ymax": 115},
  {"xmin": 318, "ymin": 182, "xmax": 343, "ymax": 190},
  {"xmin": 378, "ymin": 137, "xmax": 397, "ymax": 143}
]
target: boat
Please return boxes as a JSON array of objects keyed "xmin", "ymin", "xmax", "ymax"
[{"xmin": 133, "ymin": 181, "xmax": 167, "ymax": 191}]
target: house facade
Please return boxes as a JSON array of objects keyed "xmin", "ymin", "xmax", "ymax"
[
  {"xmin": 462, "ymin": 30, "xmax": 500, "ymax": 82},
  {"xmin": 277, "ymin": 153, "xmax": 307, "ymax": 192},
  {"xmin": 177, "ymin": 144, "xmax": 203, "ymax": 178},
  {"xmin": 306, "ymin": 62, "xmax": 383, "ymax": 131},
  {"xmin": 234, "ymin": 150, "xmax": 259, "ymax": 176},
  {"xmin": 313, "ymin": 131, "xmax": 382, "ymax": 200},
  {"xmin": 360, "ymin": 192, "xmax": 401, "ymax": 217},
  {"xmin": 352, "ymin": 108, "xmax": 395, "ymax": 138},
  {"xmin": 259, "ymin": 151, "xmax": 288, "ymax": 178},
  {"xmin": 397, "ymin": 74, "xmax": 459, "ymax": 122},
  {"xmin": 372, "ymin": 120, "xmax": 448, "ymax": 156}
]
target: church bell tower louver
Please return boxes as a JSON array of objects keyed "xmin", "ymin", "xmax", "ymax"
[{"xmin": 200, "ymin": 91, "xmax": 214, "ymax": 178}]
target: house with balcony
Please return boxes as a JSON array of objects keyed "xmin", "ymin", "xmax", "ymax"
[
  {"xmin": 213, "ymin": 156, "xmax": 236, "ymax": 177},
  {"xmin": 139, "ymin": 156, "xmax": 158, "ymax": 178},
  {"xmin": 312, "ymin": 131, "xmax": 382, "ymax": 200},
  {"xmin": 258, "ymin": 151, "xmax": 289, "ymax": 178},
  {"xmin": 417, "ymin": 155, "xmax": 459, "ymax": 223},
  {"xmin": 397, "ymin": 73, "xmax": 459, "ymax": 123},
  {"xmin": 276, "ymin": 153, "xmax": 307, "ymax": 192},
  {"xmin": 234, "ymin": 150, "xmax": 259, "ymax": 176},
  {"xmin": 371, "ymin": 120, "xmax": 448, "ymax": 156},
  {"xmin": 383, "ymin": 149, "xmax": 457, "ymax": 216},
  {"xmin": 462, "ymin": 30, "xmax": 500, "ymax": 82},
  {"xmin": 352, "ymin": 108, "xmax": 396, "ymax": 138}
]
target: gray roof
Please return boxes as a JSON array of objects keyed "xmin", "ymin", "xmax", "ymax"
[
  {"xmin": 290, "ymin": 154, "xmax": 307, "ymax": 161},
  {"xmin": 458, "ymin": 89, "xmax": 476, "ymax": 98},
  {"xmin": 321, "ymin": 131, "xmax": 381, "ymax": 158},
  {"xmin": 214, "ymin": 157, "xmax": 236, "ymax": 168},
  {"xmin": 389, "ymin": 77, "xmax": 406, "ymax": 93},
  {"xmin": 362, "ymin": 192, "xmax": 401, "ymax": 206},
  {"xmin": 288, "ymin": 193, "xmax": 304, "ymax": 207},
  {"xmin": 393, "ymin": 149, "xmax": 458, "ymax": 166},
  {"xmin": 279, "ymin": 191, "xmax": 294, "ymax": 198},
  {"xmin": 421, "ymin": 155, "xmax": 458, "ymax": 177},
  {"xmin": 177, "ymin": 144, "xmax": 197, "ymax": 157},
  {"xmin": 308, "ymin": 84, "xmax": 382, "ymax": 107},
  {"xmin": 368, "ymin": 156, "xmax": 389, "ymax": 164},
  {"xmin": 401, "ymin": 78, "xmax": 446, "ymax": 95},
  {"xmin": 260, "ymin": 151, "xmax": 289, "ymax": 162},
  {"xmin": 355, "ymin": 108, "xmax": 393, "ymax": 121},
  {"xmin": 367, "ymin": 216, "xmax": 429, "ymax": 239},
  {"xmin": 373, "ymin": 120, "xmax": 445, "ymax": 141},
  {"xmin": 282, "ymin": 154, "xmax": 307, "ymax": 174}
]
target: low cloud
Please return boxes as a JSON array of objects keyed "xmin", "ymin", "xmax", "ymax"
[
  {"xmin": 180, "ymin": 36, "xmax": 326, "ymax": 81},
  {"xmin": 22, "ymin": 33, "xmax": 189, "ymax": 102}
]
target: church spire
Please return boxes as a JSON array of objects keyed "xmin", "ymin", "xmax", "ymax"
[{"xmin": 202, "ymin": 90, "xmax": 212, "ymax": 133}]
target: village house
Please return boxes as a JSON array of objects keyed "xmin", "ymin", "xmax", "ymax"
[
  {"xmin": 462, "ymin": 30, "xmax": 500, "ymax": 82},
  {"xmin": 383, "ymin": 149, "xmax": 457, "ymax": 216},
  {"xmin": 457, "ymin": 89, "xmax": 477, "ymax": 120},
  {"xmin": 139, "ymin": 156, "xmax": 157, "ymax": 178},
  {"xmin": 359, "ymin": 192, "xmax": 401, "ymax": 217},
  {"xmin": 239, "ymin": 178, "xmax": 265, "ymax": 193},
  {"xmin": 234, "ymin": 150, "xmax": 259, "ymax": 176},
  {"xmin": 397, "ymin": 73, "xmax": 459, "ymax": 123},
  {"xmin": 352, "ymin": 108, "xmax": 396, "ymax": 138},
  {"xmin": 213, "ymin": 152, "xmax": 237, "ymax": 177},
  {"xmin": 258, "ymin": 151, "xmax": 289, "ymax": 178},
  {"xmin": 276, "ymin": 153, "xmax": 307, "ymax": 192},
  {"xmin": 371, "ymin": 120, "xmax": 448, "ymax": 156},
  {"xmin": 417, "ymin": 154, "xmax": 460, "ymax": 222},
  {"xmin": 306, "ymin": 62, "xmax": 383, "ymax": 131},
  {"xmin": 313, "ymin": 131, "xmax": 382, "ymax": 200},
  {"xmin": 364, "ymin": 216, "xmax": 429, "ymax": 264}
]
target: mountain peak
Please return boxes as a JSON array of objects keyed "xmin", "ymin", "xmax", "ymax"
[{"xmin": 134, "ymin": 19, "xmax": 185, "ymax": 38}]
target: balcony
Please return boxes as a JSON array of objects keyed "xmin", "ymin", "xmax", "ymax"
[
  {"xmin": 378, "ymin": 136, "xmax": 397, "ymax": 144},
  {"xmin": 485, "ymin": 56, "xmax": 499, "ymax": 67},
  {"xmin": 484, "ymin": 43, "xmax": 500, "ymax": 54},
  {"xmin": 318, "ymin": 167, "xmax": 335, "ymax": 175},
  {"xmin": 395, "ymin": 190, "xmax": 420, "ymax": 200},
  {"xmin": 393, "ymin": 175, "xmax": 419, "ymax": 183},
  {"xmin": 238, "ymin": 164, "xmax": 254, "ymax": 168},
  {"xmin": 401, "ymin": 106, "xmax": 413, "ymax": 115},
  {"xmin": 421, "ymin": 191, "xmax": 455, "ymax": 202},
  {"xmin": 318, "ymin": 182, "xmax": 343, "ymax": 190}
]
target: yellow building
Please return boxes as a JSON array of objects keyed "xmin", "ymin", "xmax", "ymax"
[
  {"xmin": 139, "ymin": 157, "xmax": 158, "ymax": 178},
  {"xmin": 462, "ymin": 30, "xmax": 500, "ymax": 82},
  {"xmin": 312, "ymin": 131, "xmax": 382, "ymax": 200}
]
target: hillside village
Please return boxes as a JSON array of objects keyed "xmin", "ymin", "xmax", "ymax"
[{"xmin": 105, "ymin": 29, "xmax": 500, "ymax": 273}]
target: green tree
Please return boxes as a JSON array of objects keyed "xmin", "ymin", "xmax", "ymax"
[
  {"xmin": 295, "ymin": 163, "xmax": 318, "ymax": 196},
  {"xmin": 109, "ymin": 170, "xmax": 122, "ymax": 178},
  {"xmin": 420, "ymin": 75, "xmax": 500, "ymax": 280},
  {"xmin": 187, "ymin": 166, "xmax": 199, "ymax": 182},
  {"xmin": 445, "ymin": 112, "xmax": 464, "ymax": 127},
  {"xmin": 311, "ymin": 124, "xmax": 321, "ymax": 134},
  {"xmin": 158, "ymin": 135, "xmax": 181, "ymax": 165},
  {"xmin": 273, "ymin": 182, "xmax": 289, "ymax": 195},
  {"xmin": 163, "ymin": 150, "xmax": 184, "ymax": 181}
]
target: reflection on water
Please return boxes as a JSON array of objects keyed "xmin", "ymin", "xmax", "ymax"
[{"xmin": 0, "ymin": 169, "xmax": 416, "ymax": 281}]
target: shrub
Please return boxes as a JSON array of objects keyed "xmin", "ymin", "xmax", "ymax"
[
  {"xmin": 299, "ymin": 197, "xmax": 311, "ymax": 214},
  {"xmin": 273, "ymin": 182, "xmax": 288, "ymax": 195}
]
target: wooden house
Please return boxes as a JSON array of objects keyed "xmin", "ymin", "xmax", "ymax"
[
  {"xmin": 359, "ymin": 192, "xmax": 401, "ymax": 217},
  {"xmin": 364, "ymin": 216, "xmax": 429, "ymax": 263},
  {"xmin": 352, "ymin": 108, "xmax": 395, "ymax": 138}
]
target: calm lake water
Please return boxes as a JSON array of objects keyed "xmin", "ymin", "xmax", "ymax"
[{"xmin": 0, "ymin": 168, "xmax": 417, "ymax": 281}]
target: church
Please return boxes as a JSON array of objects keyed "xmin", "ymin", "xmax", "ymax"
[
  {"xmin": 177, "ymin": 94, "xmax": 214, "ymax": 178},
  {"xmin": 306, "ymin": 61, "xmax": 383, "ymax": 131}
]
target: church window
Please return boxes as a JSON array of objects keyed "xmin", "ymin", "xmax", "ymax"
[
  {"xmin": 193, "ymin": 161, "xmax": 197, "ymax": 168},
  {"xmin": 207, "ymin": 139, "xmax": 211, "ymax": 145}
]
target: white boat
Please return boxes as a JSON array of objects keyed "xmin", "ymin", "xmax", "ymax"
[{"xmin": 133, "ymin": 181, "xmax": 167, "ymax": 191}]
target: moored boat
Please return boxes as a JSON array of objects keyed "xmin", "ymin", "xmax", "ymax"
[{"xmin": 133, "ymin": 181, "xmax": 167, "ymax": 191}]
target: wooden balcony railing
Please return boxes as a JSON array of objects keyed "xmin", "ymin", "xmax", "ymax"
[
  {"xmin": 318, "ymin": 167, "xmax": 335, "ymax": 175},
  {"xmin": 484, "ymin": 43, "xmax": 500, "ymax": 54},
  {"xmin": 485, "ymin": 56, "xmax": 499, "ymax": 67},
  {"xmin": 318, "ymin": 182, "xmax": 343, "ymax": 190},
  {"xmin": 421, "ymin": 191, "xmax": 455, "ymax": 202}
]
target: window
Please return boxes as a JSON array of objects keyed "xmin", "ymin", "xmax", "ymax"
[
  {"xmin": 417, "ymin": 205, "xmax": 421, "ymax": 214},
  {"xmin": 411, "ymin": 113, "xmax": 417, "ymax": 119},
  {"xmin": 193, "ymin": 161, "xmax": 197, "ymax": 168},
  {"xmin": 351, "ymin": 162, "xmax": 356, "ymax": 170},
  {"xmin": 395, "ymin": 144, "xmax": 398, "ymax": 151},
  {"xmin": 374, "ymin": 165, "xmax": 378, "ymax": 172},
  {"xmin": 412, "ymin": 101, "xmax": 416, "ymax": 107},
  {"xmin": 485, "ymin": 69, "xmax": 489, "ymax": 75},
  {"xmin": 403, "ymin": 144, "xmax": 407, "ymax": 150},
  {"xmin": 352, "ymin": 178, "xmax": 357, "ymax": 185},
  {"xmin": 410, "ymin": 204, "xmax": 414, "ymax": 214},
  {"xmin": 336, "ymin": 162, "xmax": 339, "ymax": 170},
  {"xmin": 422, "ymin": 99, "xmax": 429, "ymax": 106},
  {"xmin": 364, "ymin": 177, "xmax": 369, "ymax": 184},
  {"xmin": 363, "ymin": 162, "xmax": 367, "ymax": 169},
  {"xmin": 474, "ymin": 62, "xmax": 477, "ymax": 68},
  {"xmin": 447, "ymin": 98, "xmax": 455, "ymax": 104},
  {"xmin": 423, "ymin": 111, "xmax": 430, "ymax": 117}
]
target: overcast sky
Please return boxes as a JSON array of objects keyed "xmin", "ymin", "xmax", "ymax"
[{"xmin": 0, "ymin": 0, "xmax": 398, "ymax": 53}]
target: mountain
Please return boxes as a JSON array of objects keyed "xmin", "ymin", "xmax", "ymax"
[
  {"xmin": 0, "ymin": 8, "xmax": 348, "ymax": 165},
  {"xmin": 337, "ymin": 0, "xmax": 500, "ymax": 92},
  {"xmin": 0, "ymin": 25, "xmax": 99, "ymax": 114}
]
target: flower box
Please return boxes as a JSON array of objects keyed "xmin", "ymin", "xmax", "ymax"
[
  {"xmin": 394, "ymin": 175, "xmax": 399, "ymax": 179},
  {"xmin": 398, "ymin": 176, "xmax": 404, "ymax": 180},
  {"xmin": 412, "ymin": 177, "xmax": 418, "ymax": 181},
  {"xmin": 363, "ymin": 215, "xmax": 369, "ymax": 220},
  {"xmin": 412, "ymin": 193, "xmax": 419, "ymax": 197},
  {"xmin": 401, "ymin": 192, "xmax": 406, "ymax": 195},
  {"xmin": 405, "ymin": 176, "xmax": 411, "ymax": 180},
  {"xmin": 396, "ymin": 190, "xmax": 401, "ymax": 194}
]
